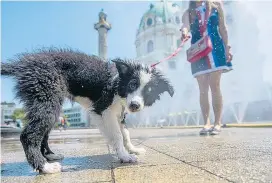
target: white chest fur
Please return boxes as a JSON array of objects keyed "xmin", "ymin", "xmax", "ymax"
[{"xmin": 104, "ymin": 95, "xmax": 125, "ymax": 120}]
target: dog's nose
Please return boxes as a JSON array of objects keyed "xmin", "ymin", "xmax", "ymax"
[{"xmin": 129, "ymin": 101, "xmax": 140, "ymax": 111}]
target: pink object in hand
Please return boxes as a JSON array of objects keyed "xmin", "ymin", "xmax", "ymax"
[{"xmin": 186, "ymin": 35, "xmax": 213, "ymax": 63}]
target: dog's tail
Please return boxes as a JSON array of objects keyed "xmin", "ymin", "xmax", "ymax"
[{"xmin": 1, "ymin": 63, "xmax": 17, "ymax": 76}]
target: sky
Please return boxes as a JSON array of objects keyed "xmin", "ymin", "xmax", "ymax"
[{"xmin": 1, "ymin": 1, "xmax": 162, "ymax": 108}]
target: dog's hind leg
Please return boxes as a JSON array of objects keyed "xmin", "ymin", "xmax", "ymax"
[
  {"xmin": 41, "ymin": 132, "xmax": 53, "ymax": 155},
  {"xmin": 20, "ymin": 102, "xmax": 62, "ymax": 174},
  {"xmin": 120, "ymin": 124, "xmax": 146, "ymax": 155},
  {"xmin": 13, "ymin": 60, "xmax": 65, "ymax": 173},
  {"xmin": 41, "ymin": 132, "xmax": 64, "ymax": 161}
]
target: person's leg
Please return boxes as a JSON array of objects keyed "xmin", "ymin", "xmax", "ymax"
[
  {"xmin": 209, "ymin": 71, "xmax": 223, "ymax": 134},
  {"xmin": 196, "ymin": 74, "xmax": 211, "ymax": 134}
]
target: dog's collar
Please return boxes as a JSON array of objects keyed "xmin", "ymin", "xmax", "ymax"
[{"xmin": 120, "ymin": 98, "xmax": 126, "ymax": 107}]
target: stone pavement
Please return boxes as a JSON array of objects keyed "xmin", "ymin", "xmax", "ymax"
[{"xmin": 1, "ymin": 128, "xmax": 272, "ymax": 183}]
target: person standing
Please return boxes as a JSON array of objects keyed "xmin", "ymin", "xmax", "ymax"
[{"xmin": 181, "ymin": 1, "xmax": 233, "ymax": 135}]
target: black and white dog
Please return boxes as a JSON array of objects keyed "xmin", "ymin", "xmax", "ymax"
[{"xmin": 1, "ymin": 48, "xmax": 174, "ymax": 174}]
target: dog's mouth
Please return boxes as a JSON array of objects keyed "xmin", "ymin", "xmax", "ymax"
[{"xmin": 128, "ymin": 108, "xmax": 141, "ymax": 113}]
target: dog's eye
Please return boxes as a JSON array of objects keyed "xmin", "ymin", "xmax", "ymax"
[{"xmin": 128, "ymin": 79, "xmax": 137, "ymax": 90}]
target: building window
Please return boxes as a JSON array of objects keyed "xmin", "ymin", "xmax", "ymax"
[
  {"xmin": 147, "ymin": 40, "xmax": 154, "ymax": 53},
  {"xmin": 147, "ymin": 18, "xmax": 153, "ymax": 26},
  {"xmin": 4, "ymin": 115, "xmax": 10, "ymax": 119}
]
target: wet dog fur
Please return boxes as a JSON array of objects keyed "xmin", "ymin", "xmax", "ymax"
[{"xmin": 1, "ymin": 48, "xmax": 174, "ymax": 174}]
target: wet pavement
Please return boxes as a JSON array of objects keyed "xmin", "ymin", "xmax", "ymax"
[{"xmin": 1, "ymin": 128, "xmax": 272, "ymax": 183}]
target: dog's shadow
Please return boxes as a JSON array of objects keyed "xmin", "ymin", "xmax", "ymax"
[
  {"xmin": 1, "ymin": 154, "xmax": 128, "ymax": 177},
  {"xmin": 61, "ymin": 154, "xmax": 114, "ymax": 172}
]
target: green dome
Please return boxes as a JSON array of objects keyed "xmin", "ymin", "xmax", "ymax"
[{"xmin": 138, "ymin": 1, "xmax": 181, "ymax": 32}]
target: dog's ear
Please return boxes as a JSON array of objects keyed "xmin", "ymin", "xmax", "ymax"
[
  {"xmin": 142, "ymin": 74, "xmax": 174, "ymax": 107},
  {"xmin": 112, "ymin": 58, "xmax": 129, "ymax": 76},
  {"xmin": 151, "ymin": 68, "xmax": 174, "ymax": 97},
  {"xmin": 158, "ymin": 76, "xmax": 174, "ymax": 97}
]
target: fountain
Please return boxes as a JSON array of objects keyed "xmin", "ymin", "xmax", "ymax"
[{"xmin": 221, "ymin": 1, "xmax": 271, "ymax": 123}]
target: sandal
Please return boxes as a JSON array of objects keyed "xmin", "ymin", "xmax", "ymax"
[
  {"xmin": 209, "ymin": 126, "xmax": 221, "ymax": 135},
  {"xmin": 199, "ymin": 127, "xmax": 212, "ymax": 135}
]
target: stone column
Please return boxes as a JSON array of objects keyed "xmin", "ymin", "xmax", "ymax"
[{"xmin": 94, "ymin": 9, "xmax": 111, "ymax": 60}]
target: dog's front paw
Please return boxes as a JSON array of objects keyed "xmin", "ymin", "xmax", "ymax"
[
  {"xmin": 119, "ymin": 153, "xmax": 138, "ymax": 163},
  {"xmin": 128, "ymin": 147, "xmax": 146, "ymax": 155},
  {"xmin": 40, "ymin": 162, "xmax": 62, "ymax": 174}
]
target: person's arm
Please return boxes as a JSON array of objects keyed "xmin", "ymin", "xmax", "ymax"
[
  {"xmin": 180, "ymin": 9, "xmax": 190, "ymax": 38},
  {"xmin": 216, "ymin": 2, "xmax": 229, "ymax": 49}
]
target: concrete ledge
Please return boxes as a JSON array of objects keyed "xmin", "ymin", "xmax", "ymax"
[{"xmin": 222, "ymin": 123, "xmax": 272, "ymax": 128}]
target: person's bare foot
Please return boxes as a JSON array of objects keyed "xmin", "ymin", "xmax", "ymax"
[{"xmin": 203, "ymin": 125, "xmax": 211, "ymax": 129}]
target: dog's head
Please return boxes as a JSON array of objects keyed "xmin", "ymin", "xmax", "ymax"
[{"xmin": 112, "ymin": 58, "xmax": 174, "ymax": 113}]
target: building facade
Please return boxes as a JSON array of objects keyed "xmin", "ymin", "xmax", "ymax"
[
  {"xmin": 1, "ymin": 102, "xmax": 16, "ymax": 124},
  {"xmin": 63, "ymin": 106, "xmax": 90, "ymax": 128}
]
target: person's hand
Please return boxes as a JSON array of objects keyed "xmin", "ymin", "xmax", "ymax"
[
  {"xmin": 225, "ymin": 45, "xmax": 233, "ymax": 62},
  {"xmin": 180, "ymin": 28, "xmax": 189, "ymax": 41}
]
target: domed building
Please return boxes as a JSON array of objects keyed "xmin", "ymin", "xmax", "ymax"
[{"xmin": 135, "ymin": 1, "xmax": 185, "ymax": 72}]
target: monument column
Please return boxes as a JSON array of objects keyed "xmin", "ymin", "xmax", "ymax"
[{"xmin": 94, "ymin": 9, "xmax": 111, "ymax": 60}]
